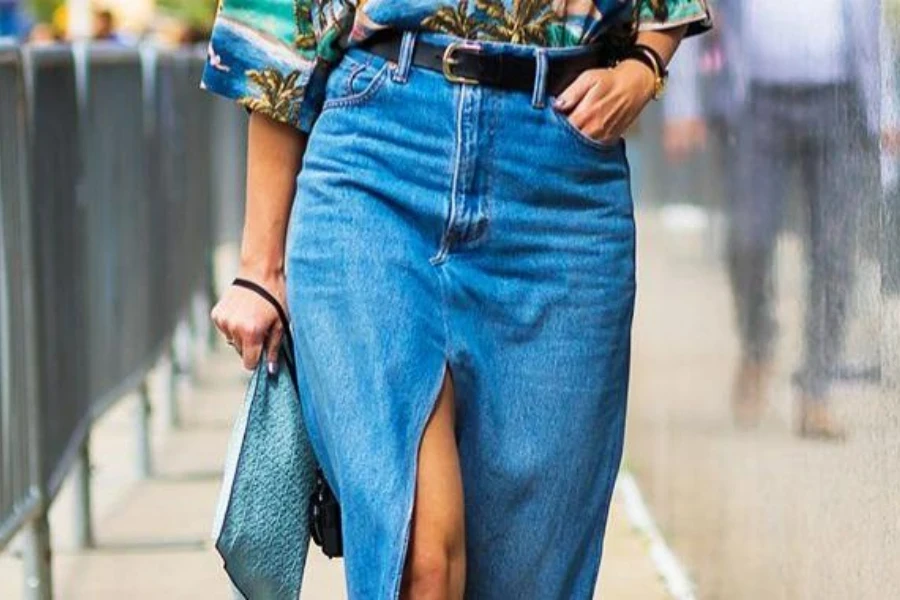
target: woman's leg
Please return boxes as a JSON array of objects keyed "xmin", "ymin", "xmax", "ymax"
[{"xmin": 400, "ymin": 370, "xmax": 466, "ymax": 600}]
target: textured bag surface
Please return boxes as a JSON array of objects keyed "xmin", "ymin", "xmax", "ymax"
[{"xmin": 211, "ymin": 342, "xmax": 317, "ymax": 599}]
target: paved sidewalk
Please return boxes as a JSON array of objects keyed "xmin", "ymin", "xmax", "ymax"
[{"xmin": 0, "ymin": 348, "xmax": 668, "ymax": 600}]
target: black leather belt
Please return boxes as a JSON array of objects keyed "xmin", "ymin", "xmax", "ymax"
[{"xmin": 359, "ymin": 31, "xmax": 620, "ymax": 97}]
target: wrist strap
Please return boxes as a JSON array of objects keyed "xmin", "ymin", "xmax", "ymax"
[{"xmin": 231, "ymin": 277, "xmax": 296, "ymax": 369}]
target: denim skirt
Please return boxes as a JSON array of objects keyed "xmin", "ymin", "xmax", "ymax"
[{"xmin": 286, "ymin": 31, "xmax": 636, "ymax": 600}]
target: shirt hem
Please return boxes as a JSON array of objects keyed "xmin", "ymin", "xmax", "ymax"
[{"xmin": 638, "ymin": 12, "xmax": 713, "ymax": 39}]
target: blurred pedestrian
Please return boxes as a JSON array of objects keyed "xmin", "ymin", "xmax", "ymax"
[
  {"xmin": 92, "ymin": 8, "xmax": 123, "ymax": 43},
  {"xmin": 27, "ymin": 21, "xmax": 60, "ymax": 44},
  {"xmin": 884, "ymin": 4, "xmax": 900, "ymax": 304},
  {"xmin": 665, "ymin": 0, "xmax": 898, "ymax": 440}
]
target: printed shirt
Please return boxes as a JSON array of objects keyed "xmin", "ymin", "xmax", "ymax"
[{"xmin": 201, "ymin": 1, "xmax": 712, "ymax": 133}]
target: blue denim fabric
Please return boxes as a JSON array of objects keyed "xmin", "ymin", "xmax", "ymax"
[{"xmin": 286, "ymin": 31, "xmax": 636, "ymax": 600}]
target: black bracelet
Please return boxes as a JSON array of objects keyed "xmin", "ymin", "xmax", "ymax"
[
  {"xmin": 632, "ymin": 43, "xmax": 668, "ymax": 79},
  {"xmin": 620, "ymin": 50, "xmax": 658, "ymax": 79},
  {"xmin": 620, "ymin": 44, "xmax": 669, "ymax": 100}
]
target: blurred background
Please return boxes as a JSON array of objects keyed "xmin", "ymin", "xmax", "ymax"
[
  {"xmin": 1, "ymin": 0, "xmax": 899, "ymax": 599},
  {"xmin": 0, "ymin": 0, "xmax": 215, "ymax": 45}
]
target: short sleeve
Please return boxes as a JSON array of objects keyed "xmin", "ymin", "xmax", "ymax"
[
  {"xmin": 200, "ymin": 0, "xmax": 325, "ymax": 133},
  {"xmin": 637, "ymin": 0, "xmax": 713, "ymax": 39}
]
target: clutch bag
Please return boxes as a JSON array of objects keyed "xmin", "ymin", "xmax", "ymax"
[{"xmin": 211, "ymin": 280, "xmax": 318, "ymax": 599}]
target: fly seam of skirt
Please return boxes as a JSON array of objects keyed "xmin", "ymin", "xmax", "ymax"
[
  {"xmin": 435, "ymin": 264, "xmax": 454, "ymax": 358},
  {"xmin": 457, "ymin": 86, "xmax": 485, "ymax": 245},
  {"xmin": 389, "ymin": 361, "xmax": 450, "ymax": 600},
  {"xmin": 430, "ymin": 84, "xmax": 468, "ymax": 265}
]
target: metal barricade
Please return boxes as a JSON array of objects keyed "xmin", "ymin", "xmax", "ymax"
[
  {"xmin": 0, "ymin": 42, "xmax": 231, "ymax": 598},
  {"xmin": 148, "ymin": 49, "xmax": 203, "ymax": 344},
  {"xmin": 0, "ymin": 43, "xmax": 41, "ymax": 552},
  {"xmin": 25, "ymin": 45, "xmax": 91, "ymax": 499},
  {"xmin": 80, "ymin": 46, "xmax": 155, "ymax": 413},
  {"xmin": 186, "ymin": 50, "xmax": 215, "ymax": 302}
]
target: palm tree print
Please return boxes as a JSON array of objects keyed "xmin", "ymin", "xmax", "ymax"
[
  {"xmin": 476, "ymin": 0, "xmax": 561, "ymax": 45},
  {"xmin": 421, "ymin": 0, "xmax": 485, "ymax": 39},
  {"xmin": 240, "ymin": 68, "xmax": 305, "ymax": 123},
  {"xmin": 205, "ymin": 0, "xmax": 710, "ymax": 130},
  {"xmin": 644, "ymin": 0, "xmax": 669, "ymax": 21},
  {"xmin": 314, "ymin": 0, "xmax": 354, "ymax": 31},
  {"xmin": 295, "ymin": 0, "xmax": 317, "ymax": 52},
  {"xmin": 596, "ymin": 0, "xmax": 672, "ymax": 57},
  {"xmin": 305, "ymin": 0, "xmax": 357, "ymax": 62},
  {"xmin": 419, "ymin": 1, "xmax": 675, "ymax": 45}
]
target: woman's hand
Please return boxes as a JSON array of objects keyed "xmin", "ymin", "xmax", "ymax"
[
  {"xmin": 552, "ymin": 60, "xmax": 656, "ymax": 145},
  {"xmin": 211, "ymin": 267, "xmax": 287, "ymax": 373}
]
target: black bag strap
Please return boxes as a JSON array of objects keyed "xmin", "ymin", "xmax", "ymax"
[{"xmin": 231, "ymin": 277, "xmax": 296, "ymax": 381}]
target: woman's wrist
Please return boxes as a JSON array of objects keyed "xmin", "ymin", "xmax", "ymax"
[
  {"xmin": 615, "ymin": 60, "xmax": 657, "ymax": 104},
  {"xmin": 239, "ymin": 251, "xmax": 285, "ymax": 279}
]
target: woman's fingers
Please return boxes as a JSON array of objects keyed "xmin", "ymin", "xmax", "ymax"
[
  {"xmin": 567, "ymin": 81, "xmax": 610, "ymax": 132},
  {"xmin": 231, "ymin": 311, "xmax": 267, "ymax": 370},
  {"xmin": 553, "ymin": 68, "xmax": 605, "ymax": 113},
  {"xmin": 210, "ymin": 301, "xmax": 235, "ymax": 346},
  {"xmin": 210, "ymin": 285, "xmax": 282, "ymax": 371},
  {"xmin": 561, "ymin": 61, "xmax": 655, "ymax": 143},
  {"xmin": 264, "ymin": 322, "xmax": 283, "ymax": 375},
  {"xmin": 241, "ymin": 339, "xmax": 264, "ymax": 371},
  {"xmin": 569, "ymin": 86, "xmax": 623, "ymax": 144}
]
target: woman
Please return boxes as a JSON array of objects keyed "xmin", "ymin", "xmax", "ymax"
[{"xmin": 206, "ymin": 1, "xmax": 710, "ymax": 598}]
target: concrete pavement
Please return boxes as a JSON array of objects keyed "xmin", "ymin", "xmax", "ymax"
[
  {"xmin": 0, "ymin": 347, "xmax": 670, "ymax": 600},
  {"xmin": 624, "ymin": 209, "xmax": 900, "ymax": 599}
]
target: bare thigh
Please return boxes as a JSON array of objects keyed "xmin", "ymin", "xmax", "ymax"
[{"xmin": 400, "ymin": 368, "xmax": 466, "ymax": 599}]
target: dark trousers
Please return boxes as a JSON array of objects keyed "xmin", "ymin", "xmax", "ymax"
[
  {"xmin": 726, "ymin": 82, "xmax": 873, "ymax": 399},
  {"xmin": 885, "ymin": 181, "xmax": 900, "ymax": 296}
]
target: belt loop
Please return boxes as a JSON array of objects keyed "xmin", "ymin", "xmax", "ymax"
[
  {"xmin": 393, "ymin": 31, "xmax": 418, "ymax": 83},
  {"xmin": 531, "ymin": 48, "xmax": 549, "ymax": 109}
]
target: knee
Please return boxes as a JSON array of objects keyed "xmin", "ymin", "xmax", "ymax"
[
  {"xmin": 406, "ymin": 550, "xmax": 450, "ymax": 595},
  {"xmin": 404, "ymin": 540, "xmax": 465, "ymax": 598}
]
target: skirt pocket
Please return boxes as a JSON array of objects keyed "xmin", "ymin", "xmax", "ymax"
[
  {"xmin": 546, "ymin": 104, "xmax": 625, "ymax": 155},
  {"xmin": 322, "ymin": 50, "xmax": 394, "ymax": 112}
]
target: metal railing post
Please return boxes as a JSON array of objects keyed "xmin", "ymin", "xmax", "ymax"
[
  {"xmin": 72, "ymin": 436, "xmax": 94, "ymax": 549},
  {"xmin": 22, "ymin": 514, "xmax": 53, "ymax": 600},
  {"xmin": 176, "ymin": 317, "xmax": 194, "ymax": 383},
  {"xmin": 19, "ymin": 45, "xmax": 56, "ymax": 600},
  {"xmin": 192, "ymin": 289, "xmax": 213, "ymax": 358},
  {"xmin": 163, "ymin": 343, "xmax": 180, "ymax": 429},
  {"xmin": 136, "ymin": 380, "xmax": 153, "ymax": 478}
]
